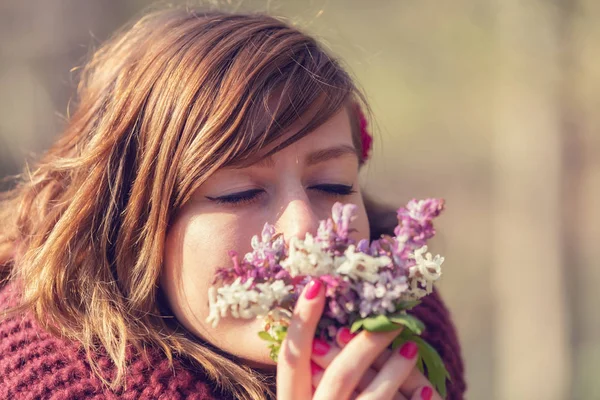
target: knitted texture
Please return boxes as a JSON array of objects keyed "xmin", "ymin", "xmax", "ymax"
[
  {"xmin": 0, "ymin": 283, "xmax": 465, "ymax": 399},
  {"xmin": 0, "ymin": 283, "xmax": 227, "ymax": 400},
  {"xmin": 410, "ymin": 288, "xmax": 467, "ymax": 399}
]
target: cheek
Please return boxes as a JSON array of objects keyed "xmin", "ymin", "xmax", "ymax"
[
  {"xmin": 161, "ymin": 209, "xmax": 250, "ymax": 338},
  {"xmin": 161, "ymin": 206, "xmax": 278, "ymax": 367}
]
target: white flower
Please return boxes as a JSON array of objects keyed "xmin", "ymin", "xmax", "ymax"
[
  {"xmin": 335, "ymin": 245, "xmax": 391, "ymax": 282},
  {"xmin": 407, "ymin": 245, "xmax": 444, "ymax": 298},
  {"xmin": 280, "ymin": 234, "xmax": 336, "ymax": 277},
  {"xmin": 252, "ymin": 280, "xmax": 294, "ymax": 316},
  {"xmin": 206, "ymin": 278, "xmax": 293, "ymax": 327}
]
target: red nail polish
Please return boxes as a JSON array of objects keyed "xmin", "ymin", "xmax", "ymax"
[
  {"xmin": 420, "ymin": 386, "xmax": 433, "ymax": 400},
  {"xmin": 338, "ymin": 327, "xmax": 357, "ymax": 345},
  {"xmin": 304, "ymin": 279, "xmax": 322, "ymax": 300},
  {"xmin": 399, "ymin": 341, "xmax": 418, "ymax": 359},
  {"xmin": 312, "ymin": 338, "xmax": 330, "ymax": 356},
  {"xmin": 310, "ymin": 360, "xmax": 323, "ymax": 376}
]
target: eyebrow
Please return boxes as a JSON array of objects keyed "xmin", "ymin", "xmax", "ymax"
[{"xmin": 252, "ymin": 144, "xmax": 359, "ymax": 168}]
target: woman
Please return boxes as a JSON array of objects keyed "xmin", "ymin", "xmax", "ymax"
[{"xmin": 0, "ymin": 8, "xmax": 465, "ymax": 400}]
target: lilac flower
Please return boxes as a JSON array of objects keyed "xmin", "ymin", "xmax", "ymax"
[
  {"xmin": 213, "ymin": 224, "xmax": 289, "ymax": 287},
  {"xmin": 206, "ymin": 199, "xmax": 449, "ymax": 393},
  {"xmin": 316, "ymin": 218, "xmax": 336, "ymax": 245},
  {"xmin": 395, "ymin": 198, "xmax": 445, "ymax": 248},
  {"xmin": 206, "ymin": 278, "xmax": 294, "ymax": 327},
  {"xmin": 280, "ymin": 234, "xmax": 337, "ymax": 277},
  {"xmin": 244, "ymin": 223, "xmax": 285, "ymax": 267},
  {"xmin": 335, "ymin": 245, "xmax": 391, "ymax": 282},
  {"xmin": 214, "ymin": 250, "xmax": 290, "ymax": 287},
  {"xmin": 315, "ymin": 203, "xmax": 357, "ymax": 254},
  {"xmin": 208, "ymin": 198, "xmax": 446, "ymax": 333},
  {"xmin": 320, "ymin": 274, "xmax": 357, "ymax": 324},
  {"xmin": 406, "ymin": 245, "xmax": 444, "ymax": 299},
  {"xmin": 332, "ymin": 202, "xmax": 358, "ymax": 240},
  {"xmin": 356, "ymin": 271, "xmax": 409, "ymax": 318}
]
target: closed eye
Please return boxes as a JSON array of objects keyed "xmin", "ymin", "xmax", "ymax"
[
  {"xmin": 206, "ymin": 189, "xmax": 264, "ymax": 205},
  {"xmin": 309, "ymin": 184, "xmax": 355, "ymax": 197},
  {"xmin": 206, "ymin": 184, "xmax": 355, "ymax": 206}
]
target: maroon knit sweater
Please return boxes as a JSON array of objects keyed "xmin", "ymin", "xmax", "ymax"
[{"xmin": 0, "ymin": 283, "xmax": 465, "ymax": 399}]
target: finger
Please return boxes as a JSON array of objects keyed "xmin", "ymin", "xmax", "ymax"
[
  {"xmin": 277, "ymin": 279, "xmax": 325, "ymax": 400},
  {"xmin": 335, "ymin": 328, "xmax": 441, "ymax": 400},
  {"xmin": 356, "ymin": 341, "xmax": 419, "ymax": 399},
  {"xmin": 335, "ymin": 326, "xmax": 358, "ymax": 348},
  {"xmin": 313, "ymin": 327, "xmax": 403, "ymax": 400},
  {"xmin": 311, "ymin": 327, "xmax": 384, "ymax": 372},
  {"xmin": 312, "ymin": 357, "xmax": 381, "ymax": 395},
  {"xmin": 312, "ymin": 333, "xmax": 404, "ymax": 394},
  {"xmin": 410, "ymin": 386, "xmax": 436, "ymax": 400},
  {"xmin": 354, "ymin": 366, "xmax": 405, "ymax": 396},
  {"xmin": 360, "ymin": 345, "xmax": 437, "ymax": 399},
  {"xmin": 312, "ymin": 349, "xmax": 388, "ymax": 395},
  {"xmin": 336, "ymin": 327, "xmax": 390, "ymax": 372},
  {"xmin": 318, "ymin": 362, "xmax": 407, "ymax": 400},
  {"xmin": 399, "ymin": 369, "xmax": 443, "ymax": 400},
  {"xmin": 312, "ymin": 342, "xmax": 428, "ymax": 399},
  {"xmin": 350, "ymin": 389, "xmax": 408, "ymax": 400},
  {"xmin": 311, "ymin": 360, "xmax": 325, "ymax": 387}
]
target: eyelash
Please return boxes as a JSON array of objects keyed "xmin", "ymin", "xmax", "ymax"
[{"xmin": 207, "ymin": 184, "xmax": 356, "ymax": 206}]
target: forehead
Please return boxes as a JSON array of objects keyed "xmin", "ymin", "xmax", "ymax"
[
  {"xmin": 249, "ymin": 106, "xmax": 356, "ymax": 165},
  {"xmin": 229, "ymin": 100, "xmax": 357, "ymax": 169}
]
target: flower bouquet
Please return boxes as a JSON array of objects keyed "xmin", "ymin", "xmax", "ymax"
[{"xmin": 207, "ymin": 199, "xmax": 450, "ymax": 397}]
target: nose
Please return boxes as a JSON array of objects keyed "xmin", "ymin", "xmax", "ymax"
[{"xmin": 275, "ymin": 198, "xmax": 320, "ymax": 243}]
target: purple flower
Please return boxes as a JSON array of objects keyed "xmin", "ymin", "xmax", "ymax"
[
  {"xmin": 244, "ymin": 223, "xmax": 286, "ymax": 267},
  {"xmin": 355, "ymin": 271, "xmax": 409, "ymax": 318},
  {"xmin": 209, "ymin": 198, "xmax": 445, "ymax": 335},
  {"xmin": 318, "ymin": 274, "xmax": 358, "ymax": 325},
  {"xmin": 395, "ymin": 198, "xmax": 445, "ymax": 248}
]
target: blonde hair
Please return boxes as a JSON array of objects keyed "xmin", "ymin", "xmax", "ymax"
[{"xmin": 0, "ymin": 8, "xmax": 370, "ymax": 399}]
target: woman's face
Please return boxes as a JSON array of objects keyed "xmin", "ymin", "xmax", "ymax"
[{"xmin": 161, "ymin": 107, "xmax": 369, "ymax": 369}]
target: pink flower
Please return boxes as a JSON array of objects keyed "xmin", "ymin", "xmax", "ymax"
[{"xmin": 354, "ymin": 104, "xmax": 373, "ymax": 160}]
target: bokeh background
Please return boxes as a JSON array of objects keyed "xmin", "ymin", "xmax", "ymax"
[{"xmin": 1, "ymin": 1, "xmax": 599, "ymax": 399}]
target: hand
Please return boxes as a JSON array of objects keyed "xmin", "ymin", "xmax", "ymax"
[{"xmin": 276, "ymin": 278, "xmax": 442, "ymax": 400}]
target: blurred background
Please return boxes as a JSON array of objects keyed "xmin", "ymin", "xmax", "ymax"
[{"xmin": 1, "ymin": 0, "xmax": 598, "ymax": 398}]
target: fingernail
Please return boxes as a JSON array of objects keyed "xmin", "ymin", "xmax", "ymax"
[
  {"xmin": 338, "ymin": 327, "xmax": 357, "ymax": 345},
  {"xmin": 312, "ymin": 338, "xmax": 330, "ymax": 356},
  {"xmin": 399, "ymin": 341, "xmax": 418, "ymax": 359},
  {"xmin": 310, "ymin": 360, "xmax": 323, "ymax": 376},
  {"xmin": 420, "ymin": 386, "xmax": 433, "ymax": 400},
  {"xmin": 304, "ymin": 279, "xmax": 322, "ymax": 300}
]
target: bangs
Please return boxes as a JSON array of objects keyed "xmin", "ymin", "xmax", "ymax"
[
  {"xmin": 170, "ymin": 13, "xmax": 366, "ymax": 208},
  {"xmin": 218, "ymin": 29, "xmax": 359, "ymax": 167}
]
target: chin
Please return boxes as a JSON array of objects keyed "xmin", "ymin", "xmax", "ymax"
[{"xmin": 214, "ymin": 316, "xmax": 278, "ymax": 370}]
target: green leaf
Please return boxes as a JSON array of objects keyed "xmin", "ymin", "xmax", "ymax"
[
  {"xmin": 258, "ymin": 331, "xmax": 276, "ymax": 342},
  {"xmin": 361, "ymin": 314, "xmax": 402, "ymax": 332},
  {"xmin": 273, "ymin": 326, "xmax": 288, "ymax": 341},
  {"xmin": 269, "ymin": 343, "xmax": 281, "ymax": 363},
  {"xmin": 350, "ymin": 319, "xmax": 365, "ymax": 333},
  {"xmin": 395, "ymin": 300, "xmax": 422, "ymax": 311},
  {"xmin": 412, "ymin": 336, "xmax": 450, "ymax": 399},
  {"xmin": 416, "ymin": 354, "xmax": 425, "ymax": 374},
  {"xmin": 390, "ymin": 328, "xmax": 450, "ymax": 398},
  {"xmin": 388, "ymin": 313, "xmax": 425, "ymax": 335}
]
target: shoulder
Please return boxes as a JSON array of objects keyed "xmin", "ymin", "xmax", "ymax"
[{"xmin": 0, "ymin": 283, "xmax": 225, "ymax": 400}]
